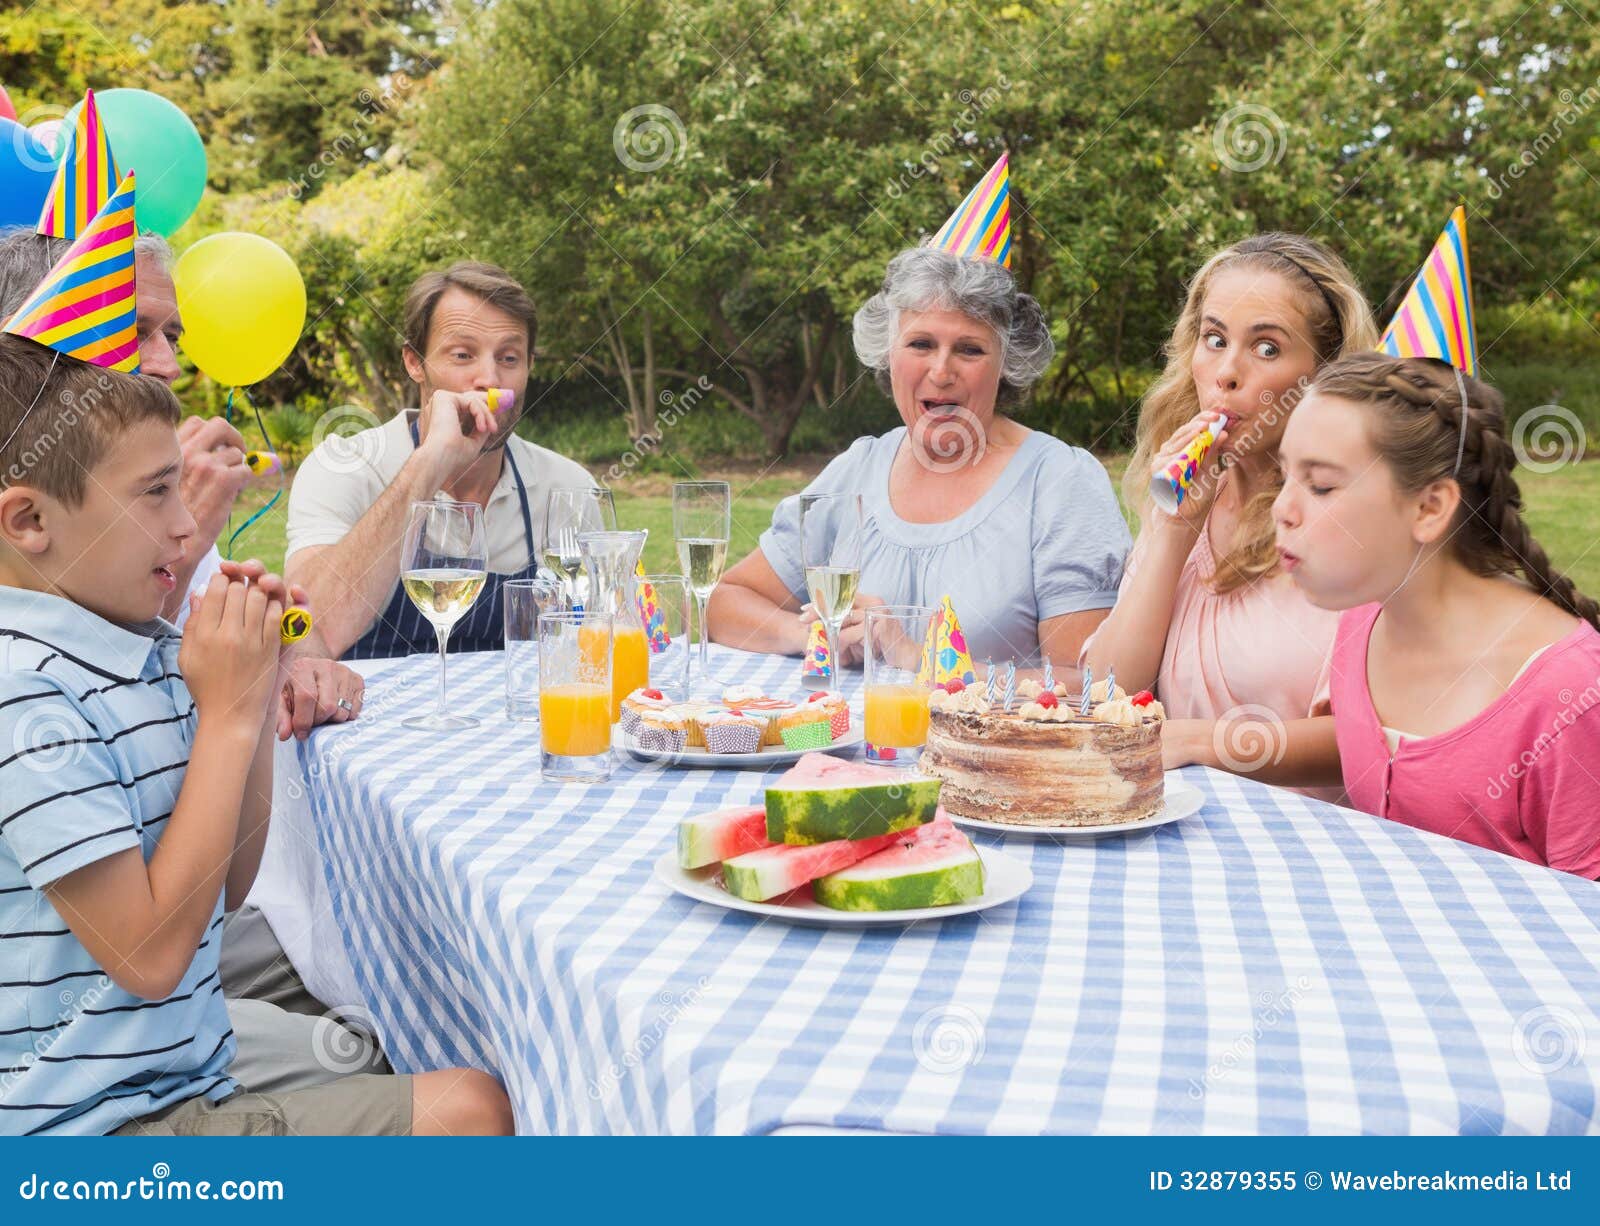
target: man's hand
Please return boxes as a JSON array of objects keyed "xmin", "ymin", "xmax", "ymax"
[
  {"xmin": 177, "ymin": 416, "xmax": 251, "ymax": 557},
  {"xmin": 415, "ymin": 388, "xmax": 512, "ymax": 482},
  {"xmin": 278, "ymin": 658, "xmax": 365, "ymax": 741}
]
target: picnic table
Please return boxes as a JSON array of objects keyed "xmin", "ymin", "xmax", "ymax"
[{"xmin": 249, "ymin": 647, "xmax": 1600, "ymax": 1134}]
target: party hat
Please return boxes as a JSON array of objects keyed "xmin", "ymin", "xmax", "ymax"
[
  {"xmin": 916, "ymin": 595, "xmax": 977, "ymax": 687},
  {"xmin": 801, "ymin": 620, "xmax": 831, "ymax": 688},
  {"xmin": 1377, "ymin": 205, "xmax": 1477, "ymax": 378},
  {"xmin": 930, "ymin": 153, "xmax": 1011, "ymax": 267},
  {"xmin": 4, "ymin": 172, "xmax": 139, "ymax": 373},
  {"xmin": 37, "ymin": 89, "xmax": 121, "ymax": 241},
  {"xmin": 635, "ymin": 560, "xmax": 670, "ymax": 653}
]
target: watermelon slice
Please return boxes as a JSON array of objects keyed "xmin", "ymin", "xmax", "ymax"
[
  {"xmin": 765, "ymin": 753, "xmax": 941, "ymax": 846},
  {"xmin": 678, "ymin": 804, "xmax": 772, "ymax": 869},
  {"xmin": 813, "ymin": 813, "xmax": 985, "ymax": 911},
  {"xmin": 721, "ymin": 828, "xmax": 904, "ymax": 902}
]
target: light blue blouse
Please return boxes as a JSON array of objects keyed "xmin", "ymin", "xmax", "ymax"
[{"xmin": 759, "ymin": 427, "xmax": 1130, "ymax": 665}]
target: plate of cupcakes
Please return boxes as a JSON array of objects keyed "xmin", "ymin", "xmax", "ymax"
[{"xmin": 616, "ymin": 685, "xmax": 862, "ymax": 767}]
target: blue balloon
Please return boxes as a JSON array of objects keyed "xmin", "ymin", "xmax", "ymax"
[{"xmin": 0, "ymin": 118, "xmax": 55, "ymax": 229}]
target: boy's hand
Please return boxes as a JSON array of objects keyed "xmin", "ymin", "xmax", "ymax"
[{"xmin": 180, "ymin": 569, "xmax": 286, "ymax": 733}]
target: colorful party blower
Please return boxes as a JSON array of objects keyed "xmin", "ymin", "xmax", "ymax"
[
  {"xmin": 916, "ymin": 595, "xmax": 977, "ymax": 687},
  {"xmin": 4, "ymin": 172, "xmax": 139, "ymax": 373},
  {"xmin": 930, "ymin": 153, "xmax": 1011, "ymax": 267},
  {"xmin": 1377, "ymin": 205, "xmax": 1477, "ymax": 378},
  {"xmin": 38, "ymin": 89, "xmax": 120, "ymax": 241}
]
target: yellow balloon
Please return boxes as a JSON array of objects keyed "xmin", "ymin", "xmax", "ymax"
[{"xmin": 173, "ymin": 233, "xmax": 306, "ymax": 387}]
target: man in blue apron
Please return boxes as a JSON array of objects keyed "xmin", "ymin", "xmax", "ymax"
[{"xmin": 283, "ymin": 260, "xmax": 595, "ymax": 660}]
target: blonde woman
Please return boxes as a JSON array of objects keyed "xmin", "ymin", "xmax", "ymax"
[{"xmin": 1083, "ymin": 233, "xmax": 1377, "ymax": 782}]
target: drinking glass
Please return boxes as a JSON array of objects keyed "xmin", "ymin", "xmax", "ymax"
[
  {"xmin": 503, "ymin": 573, "xmax": 564, "ymax": 722},
  {"xmin": 799, "ymin": 492, "xmax": 862, "ymax": 693},
  {"xmin": 538, "ymin": 610, "xmax": 613, "ymax": 783},
  {"xmin": 543, "ymin": 487, "xmax": 616, "ymax": 609},
  {"xmin": 400, "ymin": 500, "xmax": 487, "ymax": 732},
  {"xmin": 639, "ymin": 573, "xmax": 692, "ymax": 700},
  {"xmin": 672, "ymin": 481, "xmax": 731, "ymax": 690},
  {"xmin": 863, "ymin": 604, "xmax": 937, "ymax": 765}
]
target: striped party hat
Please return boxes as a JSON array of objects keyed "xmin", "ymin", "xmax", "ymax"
[
  {"xmin": 37, "ymin": 89, "xmax": 122, "ymax": 241},
  {"xmin": 930, "ymin": 153, "xmax": 1011, "ymax": 267},
  {"xmin": 4, "ymin": 172, "xmax": 140, "ymax": 373},
  {"xmin": 1377, "ymin": 205, "xmax": 1477, "ymax": 378}
]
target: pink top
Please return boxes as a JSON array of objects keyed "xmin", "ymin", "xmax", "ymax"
[
  {"xmin": 1329, "ymin": 602, "xmax": 1600, "ymax": 879},
  {"xmin": 1095, "ymin": 524, "xmax": 1340, "ymax": 721}
]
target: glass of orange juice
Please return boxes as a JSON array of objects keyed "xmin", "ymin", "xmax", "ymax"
[
  {"xmin": 863, "ymin": 604, "xmax": 936, "ymax": 765},
  {"xmin": 539, "ymin": 610, "xmax": 614, "ymax": 782}
]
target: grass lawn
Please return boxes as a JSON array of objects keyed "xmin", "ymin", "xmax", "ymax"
[{"xmin": 226, "ymin": 454, "xmax": 1600, "ymax": 600}]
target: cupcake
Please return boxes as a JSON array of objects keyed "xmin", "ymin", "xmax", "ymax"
[
  {"xmin": 777, "ymin": 703, "xmax": 833, "ymax": 750},
  {"xmin": 674, "ymin": 700, "xmax": 722, "ymax": 748},
  {"xmin": 620, "ymin": 686, "xmax": 674, "ymax": 735},
  {"xmin": 636, "ymin": 709, "xmax": 688, "ymax": 753},
  {"xmin": 702, "ymin": 711, "xmax": 763, "ymax": 755},
  {"xmin": 803, "ymin": 690, "xmax": 849, "ymax": 740},
  {"xmin": 721, "ymin": 687, "xmax": 796, "ymax": 747}
]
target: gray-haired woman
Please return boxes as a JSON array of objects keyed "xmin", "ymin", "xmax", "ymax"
[{"xmin": 708, "ymin": 246, "xmax": 1130, "ymax": 668}]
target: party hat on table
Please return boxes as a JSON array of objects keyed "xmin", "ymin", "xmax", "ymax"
[
  {"xmin": 916, "ymin": 595, "xmax": 977, "ymax": 687},
  {"xmin": 37, "ymin": 89, "xmax": 121, "ymax": 241},
  {"xmin": 801, "ymin": 620, "xmax": 832, "ymax": 688},
  {"xmin": 4, "ymin": 172, "xmax": 140, "ymax": 373},
  {"xmin": 930, "ymin": 153, "xmax": 1011, "ymax": 268},
  {"xmin": 1377, "ymin": 205, "xmax": 1477, "ymax": 378},
  {"xmin": 635, "ymin": 560, "xmax": 670, "ymax": 653}
]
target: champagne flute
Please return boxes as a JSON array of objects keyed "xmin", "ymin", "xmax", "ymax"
[
  {"xmin": 800, "ymin": 492, "xmax": 862, "ymax": 686},
  {"xmin": 401, "ymin": 499, "xmax": 488, "ymax": 731},
  {"xmin": 672, "ymin": 481, "xmax": 731, "ymax": 689},
  {"xmin": 543, "ymin": 487, "xmax": 616, "ymax": 609}
]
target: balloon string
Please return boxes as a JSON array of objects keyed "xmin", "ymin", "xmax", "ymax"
[{"xmin": 223, "ymin": 386, "xmax": 284, "ymax": 560}]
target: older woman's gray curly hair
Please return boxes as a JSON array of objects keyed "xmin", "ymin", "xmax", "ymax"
[{"xmin": 852, "ymin": 247, "xmax": 1054, "ymax": 407}]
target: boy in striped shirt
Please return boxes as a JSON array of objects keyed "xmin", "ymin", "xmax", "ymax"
[{"xmin": 0, "ymin": 337, "xmax": 510, "ymax": 1135}]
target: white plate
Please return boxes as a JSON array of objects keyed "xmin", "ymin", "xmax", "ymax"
[
  {"xmin": 946, "ymin": 779, "xmax": 1206, "ymax": 838},
  {"xmin": 653, "ymin": 845, "xmax": 1033, "ymax": 927},
  {"xmin": 618, "ymin": 725, "xmax": 863, "ymax": 768}
]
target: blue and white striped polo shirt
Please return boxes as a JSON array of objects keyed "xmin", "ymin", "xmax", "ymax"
[{"xmin": 0, "ymin": 587, "xmax": 236, "ymax": 1135}]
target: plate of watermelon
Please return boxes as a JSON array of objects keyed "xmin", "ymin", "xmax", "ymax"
[{"xmin": 657, "ymin": 753, "xmax": 1033, "ymax": 926}]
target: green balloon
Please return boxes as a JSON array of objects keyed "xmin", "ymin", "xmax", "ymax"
[{"xmin": 65, "ymin": 88, "xmax": 206, "ymax": 235}]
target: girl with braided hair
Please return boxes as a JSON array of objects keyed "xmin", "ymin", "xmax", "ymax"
[{"xmin": 1274, "ymin": 350, "xmax": 1600, "ymax": 877}]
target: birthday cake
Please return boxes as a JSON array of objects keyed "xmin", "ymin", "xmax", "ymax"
[{"xmin": 920, "ymin": 678, "xmax": 1166, "ymax": 827}]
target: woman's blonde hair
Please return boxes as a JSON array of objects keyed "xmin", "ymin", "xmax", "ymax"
[{"xmin": 1125, "ymin": 233, "xmax": 1378, "ymax": 593}]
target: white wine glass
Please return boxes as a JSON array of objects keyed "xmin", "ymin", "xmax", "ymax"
[
  {"xmin": 672, "ymin": 481, "xmax": 731, "ymax": 691},
  {"xmin": 800, "ymin": 492, "xmax": 862, "ymax": 685},
  {"xmin": 401, "ymin": 499, "xmax": 488, "ymax": 731},
  {"xmin": 543, "ymin": 487, "xmax": 616, "ymax": 610}
]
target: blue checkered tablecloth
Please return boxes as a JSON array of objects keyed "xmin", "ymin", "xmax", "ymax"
[{"xmin": 286, "ymin": 647, "xmax": 1600, "ymax": 1134}]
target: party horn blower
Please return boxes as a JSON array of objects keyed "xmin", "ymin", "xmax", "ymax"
[
  {"xmin": 486, "ymin": 387, "xmax": 516, "ymax": 414},
  {"xmin": 1149, "ymin": 413, "xmax": 1228, "ymax": 514},
  {"xmin": 801, "ymin": 620, "xmax": 832, "ymax": 689},
  {"xmin": 244, "ymin": 450, "xmax": 281, "ymax": 477},
  {"xmin": 279, "ymin": 606, "xmax": 312, "ymax": 645}
]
